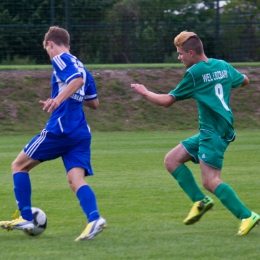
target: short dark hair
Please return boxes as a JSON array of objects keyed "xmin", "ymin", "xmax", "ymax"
[
  {"xmin": 43, "ymin": 26, "xmax": 70, "ymax": 49},
  {"xmin": 181, "ymin": 36, "xmax": 204, "ymax": 55}
]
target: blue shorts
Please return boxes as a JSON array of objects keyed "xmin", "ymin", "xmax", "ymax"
[{"xmin": 24, "ymin": 129, "xmax": 93, "ymax": 176}]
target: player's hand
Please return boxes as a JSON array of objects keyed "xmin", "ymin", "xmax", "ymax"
[
  {"xmin": 39, "ymin": 98, "xmax": 60, "ymax": 113},
  {"xmin": 131, "ymin": 84, "xmax": 148, "ymax": 96}
]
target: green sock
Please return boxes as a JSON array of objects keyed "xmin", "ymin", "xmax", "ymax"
[
  {"xmin": 172, "ymin": 164, "xmax": 205, "ymax": 202},
  {"xmin": 214, "ymin": 183, "xmax": 251, "ymax": 219}
]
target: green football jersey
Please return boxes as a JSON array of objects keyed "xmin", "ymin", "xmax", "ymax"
[{"xmin": 169, "ymin": 58, "xmax": 245, "ymax": 140}]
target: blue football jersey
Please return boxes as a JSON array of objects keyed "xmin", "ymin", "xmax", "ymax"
[{"xmin": 45, "ymin": 53, "xmax": 98, "ymax": 138}]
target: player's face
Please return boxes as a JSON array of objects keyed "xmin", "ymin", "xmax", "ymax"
[{"xmin": 177, "ymin": 47, "xmax": 194, "ymax": 68}]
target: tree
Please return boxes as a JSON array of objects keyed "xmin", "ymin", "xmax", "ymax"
[
  {"xmin": 220, "ymin": 0, "xmax": 260, "ymax": 61},
  {"xmin": 0, "ymin": 0, "xmax": 259, "ymax": 64},
  {"xmin": 103, "ymin": 0, "xmax": 218, "ymax": 63}
]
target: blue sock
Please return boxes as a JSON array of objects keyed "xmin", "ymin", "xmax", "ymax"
[
  {"xmin": 76, "ymin": 185, "xmax": 100, "ymax": 223},
  {"xmin": 13, "ymin": 172, "xmax": 33, "ymax": 221}
]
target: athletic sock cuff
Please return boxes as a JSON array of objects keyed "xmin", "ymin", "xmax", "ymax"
[
  {"xmin": 214, "ymin": 183, "xmax": 228, "ymax": 197},
  {"xmin": 76, "ymin": 185, "xmax": 88, "ymax": 199},
  {"xmin": 171, "ymin": 164, "xmax": 187, "ymax": 179}
]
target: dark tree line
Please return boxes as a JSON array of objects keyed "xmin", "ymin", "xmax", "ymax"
[{"xmin": 0, "ymin": 0, "xmax": 259, "ymax": 64}]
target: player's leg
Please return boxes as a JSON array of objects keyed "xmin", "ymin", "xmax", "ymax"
[
  {"xmin": 165, "ymin": 143, "xmax": 206, "ymax": 202},
  {"xmin": 0, "ymin": 130, "xmax": 61, "ymax": 232},
  {"xmin": 200, "ymin": 160, "xmax": 250, "ymax": 216},
  {"xmin": 63, "ymin": 138, "xmax": 106, "ymax": 241},
  {"xmin": 0, "ymin": 151, "xmax": 41, "ymax": 231},
  {"xmin": 67, "ymin": 168, "xmax": 106, "ymax": 241},
  {"xmin": 164, "ymin": 134, "xmax": 213, "ymax": 225},
  {"xmin": 200, "ymin": 160, "xmax": 260, "ymax": 235},
  {"xmin": 11, "ymin": 131, "xmax": 54, "ymax": 226},
  {"xmin": 164, "ymin": 144, "xmax": 205, "ymax": 202},
  {"xmin": 67, "ymin": 167, "xmax": 100, "ymax": 222},
  {"xmin": 199, "ymin": 130, "xmax": 251, "ymax": 218},
  {"xmin": 199, "ymin": 130, "xmax": 260, "ymax": 235}
]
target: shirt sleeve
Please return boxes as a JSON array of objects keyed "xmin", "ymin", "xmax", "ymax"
[
  {"xmin": 169, "ymin": 71, "xmax": 195, "ymax": 101},
  {"xmin": 226, "ymin": 63, "xmax": 245, "ymax": 88},
  {"xmin": 84, "ymin": 71, "xmax": 98, "ymax": 101},
  {"xmin": 52, "ymin": 54, "xmax": 82, "ymax": 84}
]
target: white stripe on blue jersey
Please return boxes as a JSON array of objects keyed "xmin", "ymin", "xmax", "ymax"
[
  {"xmin": 58, "ymin": 117, "xmax": 64, "ymax": 133},
  {"xmin": 84, "ymin": 94, "xmax": 97, "ymax": 100},
  {"xmin": 26, "ymin": 129, "xmax": 48, "ymax": 157},
  {"xmin": 66, "ymin": 72, "xmax": 81, "ymax": 83},
  {"xmin": 53, "ymin": 55, "xmax": 66, "ymax": 70}
]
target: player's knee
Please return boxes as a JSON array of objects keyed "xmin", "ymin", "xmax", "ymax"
[
  {"xmin": 11, "ymin": 159, "xmax": 20, "ymax": 173},
  {"xmin": 202, "ymin": 180, "xmax": 210, "ymax": 192},
  {"xmin": 67, "ymin": 175, "xmax": 86, "ymax": 193},
  {"xmin": 202, "ymin": 179, "xmax": 215, "ymax": 193},
  {"xmin": 68, "ymin": 179, "xmax": 76, "ymax": 192},
  {"xmin": 11, "ymin": 162, "xmax": 16, "ymax": 173},
  {"xmin": 67, "ymin": 176, "xmax": 75, "ymax": 190},
  {"xmin": 164, "ymin": 154, "xmax": 177, "ymax": 173}
]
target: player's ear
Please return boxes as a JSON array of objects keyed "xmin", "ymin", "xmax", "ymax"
[
  {"xmin": 47, "ymin": 41, "xmax": 54, "ymax": 49},
  {"xmin": 189, "ymin": 50, "xmax": 195, "ymax": 57}
]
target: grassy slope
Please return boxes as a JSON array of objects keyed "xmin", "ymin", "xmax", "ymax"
[
  {"xmin": 0, "ymin": 62, "xmax": 260, "ymax": 70},
  {"xmin": 0, "ymin": 65, "xmax": 260, "ymax": 133}
]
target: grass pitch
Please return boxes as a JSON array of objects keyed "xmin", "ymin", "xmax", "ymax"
[{"xmin": 0, "ymin": 131, "xmax": 260, "ymax": 260}]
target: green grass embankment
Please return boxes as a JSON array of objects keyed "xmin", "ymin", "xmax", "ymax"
[{"xmin": 0, "ymin": 65, "xmax": 259, "ymax": 134}]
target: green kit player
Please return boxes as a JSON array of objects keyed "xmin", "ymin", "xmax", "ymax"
[{"xmin": 131, "ymin": 31, "xmax": 260, "ymax": 235}]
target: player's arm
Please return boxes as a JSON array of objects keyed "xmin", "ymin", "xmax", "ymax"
[
  {"xmin": 240, "ymin": 74, "xmax": 249, "ymax": 87},
  {"xmin": 84, "ymin": 98, "xmax": 99, "ymax": 110},
  {"xmin": 40, "ymin": 77, "xmax": 84, "ymax": 113},
  {"xmin": 131, "ymin": 84, "xmax": 176, "ymax": 107},
  {"xmin": 84, "ymin": 71, "xmax": 99, "ymax": 109},
  {"xmin": 228, "ymin": 63, "xmax": 250, "ymax": 88}
]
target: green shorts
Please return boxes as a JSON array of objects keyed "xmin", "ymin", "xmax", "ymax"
[{"xmin": 180, "ymin": 130, "xmax": 230, "ymax": 169}]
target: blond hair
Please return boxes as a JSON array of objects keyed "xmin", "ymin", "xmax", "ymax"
[{"xmin": 174, "ymin": 31, "xmax": 197, "ymax": 47}]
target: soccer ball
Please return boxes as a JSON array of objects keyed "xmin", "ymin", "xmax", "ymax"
[{"xmin": 23, "ymin": 207, "xmax": 47, "ymax": 236}]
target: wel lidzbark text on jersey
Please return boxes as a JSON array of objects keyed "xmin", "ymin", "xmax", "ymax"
[{"xmin": 202, "ymin": 70, "xmax": 228, "ymax": 83}]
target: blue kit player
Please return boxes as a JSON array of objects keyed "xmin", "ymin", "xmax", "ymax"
[{"xmin": 0, "ymin": 26, "xmax": 106, "ymax": 241}]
